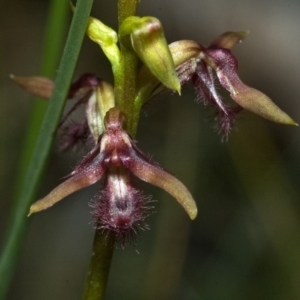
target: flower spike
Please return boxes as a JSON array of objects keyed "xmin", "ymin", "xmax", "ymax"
[{"xmin": 14, "ymin": 4, "xmax": 297, "ymax": 248}]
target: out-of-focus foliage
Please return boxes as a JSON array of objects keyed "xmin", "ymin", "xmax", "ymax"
[{"xmin": 1, "ymin": 0, "xmax": 300, "ymax": 299}]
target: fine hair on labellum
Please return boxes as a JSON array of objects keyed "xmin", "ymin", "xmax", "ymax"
[{"xmin": 90, "ymin": 179, "xmax": 153, "ymax": 248}]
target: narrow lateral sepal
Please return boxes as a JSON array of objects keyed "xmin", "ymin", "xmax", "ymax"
[
  {"xmin": 205, "ymin": 48, "xmax": 297, "ymax": 125},
  {"xmin": 28, "ymin": 153, "xmax": 106, "ymax": 216}
]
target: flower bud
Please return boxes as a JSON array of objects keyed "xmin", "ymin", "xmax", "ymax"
[
  {"xmin": 135, "ymin": 40, "xmax": 205, "ymax": 104},
  {"xmin": 86, "ymin": 16, "xmax": 121, "ymax": 67},
  {"xmin": 120, "ymin": 16, "xmax": 181, "ymax": 93}
]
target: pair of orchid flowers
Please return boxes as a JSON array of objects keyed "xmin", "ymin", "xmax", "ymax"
[{"xmin": 13, "ymin": 13, "xmax": 296, "ymax": 244}]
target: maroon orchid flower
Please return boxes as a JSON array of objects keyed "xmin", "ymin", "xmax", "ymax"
[
  {"xmin": 28, "ymin": 108, "xmax": 197, "ymax": 244},
  {"xmin": 139, "ymin": 32, "xmax": 296, "ymax": 140},
  {"xmin": 181, "ymin": 32, "xmax": 297, "ymax": 139}
]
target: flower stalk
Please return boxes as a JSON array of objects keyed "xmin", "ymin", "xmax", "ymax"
[{"xmin": 81, "ymin": 232, "xmax": 115, "ymax": 300}]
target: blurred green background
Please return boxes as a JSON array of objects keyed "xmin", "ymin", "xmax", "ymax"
[{"xmin": 1, "ymin": 0, "xmax": 300, "ymax": 299}]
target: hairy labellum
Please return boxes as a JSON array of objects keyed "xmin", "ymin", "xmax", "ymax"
[
  {"xmin": 29, "ymin": 108, "xmax": 197, "ymax": 247},
  {"xmin": 90, "ymin": 167, "xmax": 152, "ymax": 246},
  {"xmin": 192, "ymin": 60, "xmax": 241, "ymax": 140}
]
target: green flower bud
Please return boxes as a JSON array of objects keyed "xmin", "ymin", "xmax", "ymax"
[
  {"xmin": 135, "ymin": 40, "xmax": 204, "ymax": 105},
  {"xmin": 86, "ymin": 16, "xmax": 121, "ymax": 68},
  {"xmin": 119, "ymin": 16, "xmax": 180, "ymax": 93}
]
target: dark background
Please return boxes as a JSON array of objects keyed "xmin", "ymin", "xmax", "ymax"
[{"xmin": 1, "ymin": 0, "xmax": 300, "ymax": 299}]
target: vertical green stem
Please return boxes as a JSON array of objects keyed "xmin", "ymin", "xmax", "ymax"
[
  {"xmin": 114, "ymin": 48, "xmax": 138, "ymax": 136},
  {"xmin": 82, "ymin": 232, "xmax": 115, "ymax": 300},
  {"xmin": 82, "ymin": 2, "xmax": 140, "ymax": 300},
  {"xmin": 114, "ymin": 0, "xmax": 139, "ymax": 136},
  {"xmin": 117, "ymin": 0, "xmax": 139, "ymax": 25}
]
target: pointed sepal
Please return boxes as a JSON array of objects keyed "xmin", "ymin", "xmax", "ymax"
[
  {"xmin": 206, "ymin": 48, "xmax": 297, "ymax": 125},
  {"xmin": 28, "ymin": 152, "xmax": 106, "ymax": 216},
  {"xmin": 210, "ymin": 31, "xmax": 249, "ymax": 49},
  {"xmin": 10, "ymin": 75, "xmax": 54, "ymax": 99}
]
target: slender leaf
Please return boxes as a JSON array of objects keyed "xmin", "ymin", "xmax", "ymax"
[{"xmin": 0, "ymin": 0, "xmax": 94, "ymax": 298}]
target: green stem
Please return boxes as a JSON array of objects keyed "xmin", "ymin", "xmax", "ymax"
[
  {"xmin": 0, "ymin": 0, "xmax": 94, "ymax": 298},
  {"xmin": 117, "ymin": 0, "xmax": 139, "ymax": 25},
  {"xmin": 114, "ymin": 0, "xmax": 140, "ymax": 136},
  {"xmin": 82, "ymin": 2, "xmax": 140, "ymax": 300},
  {"xmin": 82, "ymin": 233, "xmax": 115, "ymax": 300},
  {"xmin": 114, "ymin": 48, "xmax": 138, "ymax": 136}
]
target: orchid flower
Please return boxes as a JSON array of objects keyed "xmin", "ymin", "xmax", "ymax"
[{"xmin": 27, "ymin": 107, "xmax": 196, "ymax": 244}]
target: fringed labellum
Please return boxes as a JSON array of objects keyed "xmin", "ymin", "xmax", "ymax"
[{"xmin": 29, "ymin": 108, "xmax": 197, "ymax": 244}]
